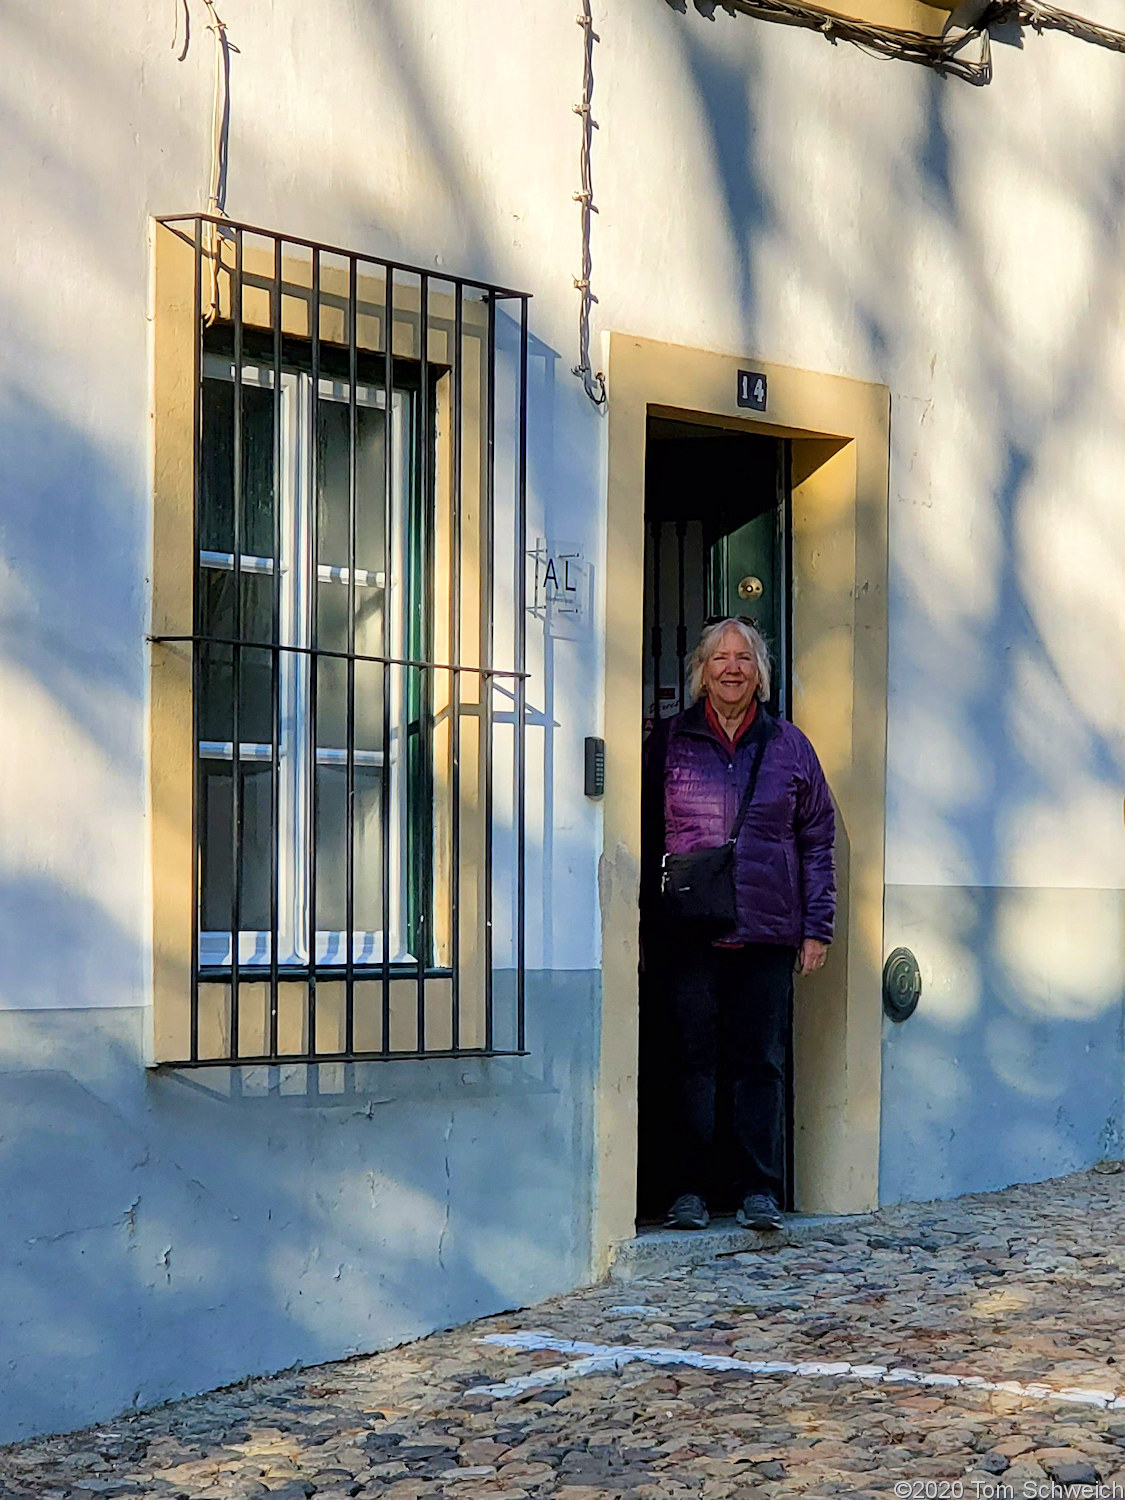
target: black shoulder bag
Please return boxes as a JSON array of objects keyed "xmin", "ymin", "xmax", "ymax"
[{"xmin": 660, "ymin": 725, "xmax": 771, "ymax": 932}]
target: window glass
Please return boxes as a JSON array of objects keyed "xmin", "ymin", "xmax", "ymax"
[
  {"xmin": 197, "ymin": 580, "xmax": 274, "ymax": 745},
  {"xmin": 314, "ymin": 763, "xmax": 384, "ymax": 939},
  {"xmin": 313, "ymin": 655, "xmax": 385, "ymax": 762},
  {"xmin": 315, "ymin": 402, "xmax": 387, "ymax": 570},
  {"xmin": 199, "ymin": 761, "xmax": 273, "ymax": 936},
  {"xmin": 200, "ymin": 379, "xmax": 275, "ymax": 558}
]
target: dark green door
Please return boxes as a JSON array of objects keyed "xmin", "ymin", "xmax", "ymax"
[{"xmin": 707, "ymin": 442, "xmax": 789, "ymax": 715}]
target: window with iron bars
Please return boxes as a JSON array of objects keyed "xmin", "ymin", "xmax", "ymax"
[{"xmin": 150, "ymin": 216, "xmax": 529, "ymax": 1066}]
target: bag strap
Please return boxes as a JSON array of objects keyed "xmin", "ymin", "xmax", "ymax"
[{"xmin": 727, "ymin": 717, "xmax": 774, "ymax": 845}]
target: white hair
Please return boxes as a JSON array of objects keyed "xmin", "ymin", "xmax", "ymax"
[{"xmin": 689, "ymin": 617, "xmax": 772, "ymax": 703}]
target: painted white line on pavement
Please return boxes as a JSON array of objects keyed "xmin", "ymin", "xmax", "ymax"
[{"xmin": 470, "ymin": 1332, "xmax": 1122, "ymax": 1410}]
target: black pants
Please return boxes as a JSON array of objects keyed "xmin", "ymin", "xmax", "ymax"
[{"xmin": 668, "ymin": 940, "xmax": 795, "ymax": 1204}]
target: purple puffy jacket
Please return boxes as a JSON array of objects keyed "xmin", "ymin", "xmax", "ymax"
[{"xmin": 655, "ymin": 700, "xmax": 836, "ymax": 947}]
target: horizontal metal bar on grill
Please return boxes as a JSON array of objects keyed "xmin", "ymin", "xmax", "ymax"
[
  {"xmin": 156, "ymin": 212, "xmax": 532, "ymax": 301},
  {"xmin": 198, "ymin": 962, "xmax": 449, "ymax": 976},
  {"xmin": 149, "ymin": 633, "xmax": 530, "ymax": 678},
  {"xmin": 154, "ymin": 1047, "xmax": 531, "ymax": 1070}
]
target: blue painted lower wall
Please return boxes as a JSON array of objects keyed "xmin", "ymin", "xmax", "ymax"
[
  {"xmin": 880, "ymin": 885, "xmax": 1124, "ymax": 1203},
  {"xmin": 0, "ymin": 970, "xmax": 599, "ymax": 1444}
]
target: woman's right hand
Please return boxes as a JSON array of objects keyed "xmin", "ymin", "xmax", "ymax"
[{"xmin": 797, "ymin": 938, "xmax": 828, "ymax": 975}]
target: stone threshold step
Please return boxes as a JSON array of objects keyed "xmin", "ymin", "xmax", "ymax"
[{"xmin": 610, "ymin": 1213, "xmax": 870, "ymax": 1280}]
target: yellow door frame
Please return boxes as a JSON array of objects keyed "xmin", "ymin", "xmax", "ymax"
[{"xmin": 595, "ymin": 332, "xmax": 890, "ymax": 1272}]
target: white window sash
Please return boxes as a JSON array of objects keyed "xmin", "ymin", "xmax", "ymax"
[{"xmin": 199, "ymin": 357, "xmax": 413, "ymax": 969}]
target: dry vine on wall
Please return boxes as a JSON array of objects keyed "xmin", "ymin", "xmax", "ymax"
[
  {"xmin": 574, "ymin": 0, "xmax": 607, "ymax": 407},
  {"xmin": 175, "ymin": 0, "xmax": 237, "ymax": 322}
]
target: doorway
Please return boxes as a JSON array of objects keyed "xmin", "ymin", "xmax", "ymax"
[
  {"xmin": 594, "ymin": 334, "xmax": 888, "ymax": 1274},
  {"xmin": 637, "ymin": 414, "xmax": 793, "ymax": 1223}
]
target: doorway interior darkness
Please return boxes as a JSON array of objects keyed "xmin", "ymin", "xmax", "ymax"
[{"xmin": 638, "ymin": 414, "xmax": 793, "ymax": 1223}]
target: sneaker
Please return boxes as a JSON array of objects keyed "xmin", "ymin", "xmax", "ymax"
[
  {"xmin": 665, "ymin": 1193, "xmax": 709, "ymax": 1230},
  {"xmin": 737, "ymin": 1192, "xmax": 783, "ymax": 1231}
]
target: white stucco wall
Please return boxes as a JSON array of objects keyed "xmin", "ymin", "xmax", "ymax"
[
  {"xmin": 7, "ymin": 0, "xmax": 1124, "ymax": 1001},
  {"xmin": 595, "ymin": 0, "xmax": 1125, "ymax": 1195},
  {"xmin": 2, "ymin": 0, "xmax": 612, "ymax": 997},
  {"xmin": 4, "ymin": 0, "xmax": 1125, "ymax": 1437},
  {"xmin": 8, "ymin": 0, "xmax": 1125, "ymax": 1000}
]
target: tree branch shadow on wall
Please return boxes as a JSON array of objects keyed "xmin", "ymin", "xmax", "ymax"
[
  {"xmin": 7, "ymin": 0, "xmax": 1125, "ymax": 1450},
  {"xmin": 0, "ymin": 6, "xmax": 598, "ymax": 1442},
  {"xmin": 677, "ymin": 7, "xmax": 1125, "ymax": 1200}
]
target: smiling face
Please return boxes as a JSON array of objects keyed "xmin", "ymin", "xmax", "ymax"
[{"xmin": 701, "ymin": 625, "xmax": 760, "ymax": 715}]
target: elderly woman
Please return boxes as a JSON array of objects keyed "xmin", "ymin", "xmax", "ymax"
[{"xmin": 650, "ymin": 617, "xmax": 835, "ymax": 1232}]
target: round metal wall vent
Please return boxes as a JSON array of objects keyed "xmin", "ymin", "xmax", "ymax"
[{"xmin": 883, "ymin": 947, "xmax": 922, "ymax": 1022}]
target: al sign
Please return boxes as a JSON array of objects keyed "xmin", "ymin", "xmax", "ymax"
[{"xmin": 531, "ymin": 542, "xmax": 586, "ymax": 621}]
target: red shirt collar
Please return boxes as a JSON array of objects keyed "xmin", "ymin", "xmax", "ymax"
[{"xmin": 704, "ymin": 696, "xmax": 758, "ymax": 749}]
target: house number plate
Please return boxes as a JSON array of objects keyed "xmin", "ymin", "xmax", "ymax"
[{"xmin": 737, "ymin": 370, "xmax": 767, "ymax": 411}]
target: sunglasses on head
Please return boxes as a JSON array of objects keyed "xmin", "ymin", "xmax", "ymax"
[{"xmin": 702, "ymin": 614, "xmax": 760, "ymax": 629}]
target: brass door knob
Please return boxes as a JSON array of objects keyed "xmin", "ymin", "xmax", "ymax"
[{"xmin": 737, "ymin": 575, "xmax": 764, "ymax": 600}]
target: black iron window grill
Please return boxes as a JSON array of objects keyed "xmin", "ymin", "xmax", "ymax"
[{"xmin": 152, "ymin": 214, "xmax": 529, "ymax": 1066}]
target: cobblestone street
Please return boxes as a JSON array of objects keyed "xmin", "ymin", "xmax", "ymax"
[{"xmin": 7, "ymin": 1168, "xmax": 1125, "ymax": 1500}]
